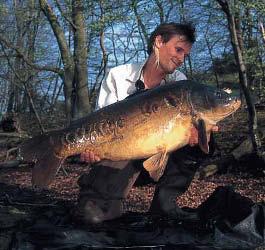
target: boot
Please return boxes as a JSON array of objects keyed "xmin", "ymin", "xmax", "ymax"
[
  {"xmin": 149, "ymin": 144, "xmax": 212, "ymax": 221},
  {"xmin": 75, "ymin": 197, "xmax": 123, "ymax": 224},
  {"xmin": 74, "ymin": 161, "xmax": 141, "ymax": 224}
]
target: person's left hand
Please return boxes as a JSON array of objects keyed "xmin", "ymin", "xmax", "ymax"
[
  {"xmin": 189, "ymin": 125, "xmax": 219, "ymax": 146},
  {"xmin": 80, "ymin": 150, "xmax": 101, "ymax": 164}
]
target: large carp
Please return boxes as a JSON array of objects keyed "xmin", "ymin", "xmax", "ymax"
[{"xmin": 20, "ymin": 80, "xmax": 241, "ymax": 187}]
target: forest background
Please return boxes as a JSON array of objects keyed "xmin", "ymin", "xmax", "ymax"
[{"xmin": 0, "ymin": 0, "xmax": 264, "ymax": 138}]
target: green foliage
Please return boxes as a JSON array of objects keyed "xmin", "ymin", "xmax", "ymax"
[
  {"xmin": 86, "ymin": 0, "xmax": 130, "ymax": 34},
  {"xmin": 240, "ymin": 0, "xmax": 265, "ymax": 14}
]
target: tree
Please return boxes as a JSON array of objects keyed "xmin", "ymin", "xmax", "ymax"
[
  {"xmin": 216, "ymin": 0, "xmax": 264, "ymax": 160},
  {"xmin": 39, "ymin": 0, "xmax": 90, "ymax": 122}
]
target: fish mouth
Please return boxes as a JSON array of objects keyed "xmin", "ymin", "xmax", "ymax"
[
  {"xmin": 200, "ymin": 99, "xmax": 241, "ymax": 125},
  {"xmin": 220, "ymin": 99, "xmax": 241, "ymax": 119},
  {"xmin": 212, "ymin": 94, "xmax": 242, "ymax": 120},
  {"xmin": 226, "ymin": 98, "xmax": 241, "ymax": 113}
]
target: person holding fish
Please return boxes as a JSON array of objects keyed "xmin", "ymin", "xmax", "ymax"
[{"xmin": 75, "ymin": 22, "xmax": 219, "ymax": 224}]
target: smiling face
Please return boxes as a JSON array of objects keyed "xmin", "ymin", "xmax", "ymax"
[{"xmin": 155, "ymin": 35, "xmax": 192, "ymax": 74}]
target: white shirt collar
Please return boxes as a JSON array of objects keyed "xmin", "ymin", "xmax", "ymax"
[
  {"xmin": 124, "ymin": 59, "xmax": 183, "ymax": 86},
  {"xmin": 125, "ymin": 60, "xmax": 147, "ymax": 83}
]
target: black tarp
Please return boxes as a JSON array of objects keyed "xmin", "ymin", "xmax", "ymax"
[{"xmin": 5, "ymin": 186, "xmax": 264, "ymax": 250}]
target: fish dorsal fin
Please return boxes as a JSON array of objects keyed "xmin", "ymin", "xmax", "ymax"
[
  {"xmin": 197, "ymin": 119, "xmax": 210, "ymax": 154},
  {"xmin": 143, "ymin": 150, "xmax": 169, "ymax": 181}
]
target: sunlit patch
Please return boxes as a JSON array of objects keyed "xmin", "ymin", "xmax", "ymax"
[
  {"xmin": 135, "ymin": 118, "xmax": 191, "ymax": 156},
  {"xmin": 223, "ymin": 88, "xmax": 232, "ymax": 94}
]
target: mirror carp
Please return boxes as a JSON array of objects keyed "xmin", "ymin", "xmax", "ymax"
[{"xmin": 19, "ymin": 80, "xmax": 241, "ymax": 187}]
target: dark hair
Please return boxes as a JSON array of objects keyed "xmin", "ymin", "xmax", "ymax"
[{"xmin": 147, "ymin": 22, "xmax": 196, "ymax": 55}]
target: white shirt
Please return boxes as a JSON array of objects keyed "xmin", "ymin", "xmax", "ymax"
[{"xmin": 96, "ymin": 61, "xmax": 187, "ymax": 110}]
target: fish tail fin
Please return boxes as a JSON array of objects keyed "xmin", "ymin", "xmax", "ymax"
[
  {"xmin": 19, "ymin": 134, "xmax": 44, "ymax": 162},
  {"xmin": 32, "ymin": 153, "xmax": 64, "ymax": 188},
  {"xmin": 19, "ymin": 134, "xmax": 64, "ymax": 188}
]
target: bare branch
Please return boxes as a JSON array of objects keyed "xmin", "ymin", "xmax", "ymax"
[
  {"xmin": 131, "ymin": 0, "xmax": 149, "ymax": 44},
  {"xmin": 91, "ymin": 0, "xmax": 108, "ymax": 98},
  {"xmin": 165, "ymin": 0, "xmax": 174, "ymax": 22},
  {"xmin": 0, "ymin": 34, "xmax": 62, "ymax": 74},
  {"xmin": 110, "ymin": 24, "xmax": 118, "ymax": 66},
  {"xmin": 154, "ymin": 0, "xmax": 164, "ymax": 23},
  {"xmin": 54, "ymin": 0, "xmax": 77, "ymax": 30},
  {"xmin": 39, "ymin": 0, "xmax": 74, "ymax": 70},
  {"xmin": 216, "ymin": 0, "xmax": 229, "ymax": 15},
  {"xmin": 1, "ymin": 44, "xmax": 45, "ymax": 133}
]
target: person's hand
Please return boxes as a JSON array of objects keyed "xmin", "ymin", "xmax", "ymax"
[
  {"xmin": 80, "ymin": 151, "xmax": 101, "ymax": 164},
  {"xmin": 189, "ymin": 125, "xmax": 219, "ymax": 146},
  {"xmin": 211, "ymin": 125, "xmax": 219, "ymax": 132}
]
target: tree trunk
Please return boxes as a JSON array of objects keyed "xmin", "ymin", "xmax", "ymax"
[
  {"xmin": 131, "ymin": 0, "xmax": 149, "ymax": 46},
  {"xmin": 39, "ymin": 0, "xmax": 91, "ymax": 123},
  {"xmin": 9, "ymin": 0, "xmax": 25, "ymax": 113},
  {"xmin": 216, "ymin": 0, "xmax": 261, "ymax": 154},
  {"xmin": 63, "ymin": 70, "xmax": 75, "ymax": 123},
  {"xmin": 7, "ymin": 84, "xmax": 15, "ymax": 113},
  {"xmin": 22, "ymin": 0, "xmax": 40, "ymax": 114},
  {"xmin": 205, "ymin": 36, "xmax": 220, "ymax": 87},
  {"xmin": 72, "ymin": 0, "xmax": 90, "ymax": 120}
]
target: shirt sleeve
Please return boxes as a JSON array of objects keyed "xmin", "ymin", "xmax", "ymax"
[{"xmin": 95, "ymin": 69, "xmax": 118, "ymax": 110}]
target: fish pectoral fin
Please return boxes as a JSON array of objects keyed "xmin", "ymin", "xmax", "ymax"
[
  {"xmin": 197, "ymin": 119, "xmax": 210, "ymax": 154},
  {"xmin": 143, "ymin": 151, "xmax": 169, "ymax": 182}
]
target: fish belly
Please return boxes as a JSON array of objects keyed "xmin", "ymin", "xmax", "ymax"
[{"xmin": 92, "ymin": 118, "xmax": 191, "ymax": 161}]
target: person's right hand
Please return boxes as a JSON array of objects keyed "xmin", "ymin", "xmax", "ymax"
[
  {"xmin": 189, "ymin": 125, "xmax": 219, "ymax": 146},
  {"xmin": 80, "ymin": 150, "xmax": 101, "ymax": 164}
]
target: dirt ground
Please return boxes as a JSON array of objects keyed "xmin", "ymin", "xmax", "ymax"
[{"xmin": 0, "ymin": 107, "xmax": 264, "ymax": 212}]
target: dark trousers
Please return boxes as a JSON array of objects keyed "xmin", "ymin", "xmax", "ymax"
[{"xmin": 77, "ymin": 139, "xmax": 214, "ymax": 219}]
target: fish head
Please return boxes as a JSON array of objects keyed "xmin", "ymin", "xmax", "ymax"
[
  {"xmin": 173, "ymin": 81, "xmax": 241, "ymax": 154},
  {"xmin": 188, "ymin": 83, "xmax": 241, "ymax": 125}
]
